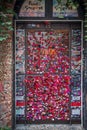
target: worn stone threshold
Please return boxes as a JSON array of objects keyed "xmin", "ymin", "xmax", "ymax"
[{"xmin": 15, "ymin": 124, "xmax": 84, "ymax": 130}]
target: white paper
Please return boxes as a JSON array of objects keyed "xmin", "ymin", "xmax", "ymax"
[{"xmin": 72, "ymin": 109, "xmax": 80, "ymax": 115}]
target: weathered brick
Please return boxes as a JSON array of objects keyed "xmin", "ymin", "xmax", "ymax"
[{"xmin": 0, "ymin": 36, "xmax": 12, "ymax": 127}]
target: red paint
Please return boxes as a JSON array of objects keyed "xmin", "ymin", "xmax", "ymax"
[
  {"xmin": 71, "ymin": 102, "xmax": 81, "ymax": 107},
  {"xmin": 16, "ymin": 101, "xmax": 25, "ymax": 106}
]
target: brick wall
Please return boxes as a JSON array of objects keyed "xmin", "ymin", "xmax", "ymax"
[
  {"xmin": 0, "ymin": 0, "xmax": 14, "ymax": 127},
  {"xmin": 0, "ymin": 34, "xmax": 13, "ymax": 127}
]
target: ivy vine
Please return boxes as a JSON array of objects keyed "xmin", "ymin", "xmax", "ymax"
[{"xmin": 0, "ymin": 0, "xmax": 14, "ymax": 42}]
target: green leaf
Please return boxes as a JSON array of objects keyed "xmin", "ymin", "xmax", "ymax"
[
  {"xmin": 9, "ymin": 28, "xmax": 13, "ymax": 31},
  {"xmin": 1, "ymin": 23, "xmax": 6, "ymax": 26},
  {"xmin": 0, "ymin": 36, "xmax": 7, "ymax": 41},
  {"xmin": 0, "ymin": 37, "xmax": 5, "ymax": 41},
  {"xmin": 5, "ymin": 22, "xmax": 12, "ymax": 25},
  {"xmin": 6, "ymin": 9, "xmax": 13, "ymax": 14},
  {"xmin": 0, "ymin": 126, "xmax": 11, "ymax": 130},
  {"xmin": 0, "ymin": 13, "xmax": 7, "ymax": 18},
  {"xmin": 4, "ymin": 127, "xmax": 11, "ymax": 130},
  {"xmin": 7, "ymin": 26, "xmax": 13, "ymax": 30}
]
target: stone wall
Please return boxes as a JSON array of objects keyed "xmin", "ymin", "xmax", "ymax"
[{"xmin": 0, "ymin": 36, "xmax": 13, "ymax": 127}]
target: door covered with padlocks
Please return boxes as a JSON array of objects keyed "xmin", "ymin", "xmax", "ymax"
[{"xmin": 15, "ymin": 22, "xmax": 82, "ymax": 124}]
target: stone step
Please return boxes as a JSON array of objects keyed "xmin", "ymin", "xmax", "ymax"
[{"xmin": 15, "ymin": 125, "xmax": 84, "ymax": 130}]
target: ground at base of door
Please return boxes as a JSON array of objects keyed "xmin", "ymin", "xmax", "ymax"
[{"xmin": 15, "ymin": 124, "xmax": 84, "ymax": 130}]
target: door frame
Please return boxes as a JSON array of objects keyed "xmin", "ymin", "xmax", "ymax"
[{"xmin": 13, "ymin": 19, "xmax": 83, "ymax": 128}]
